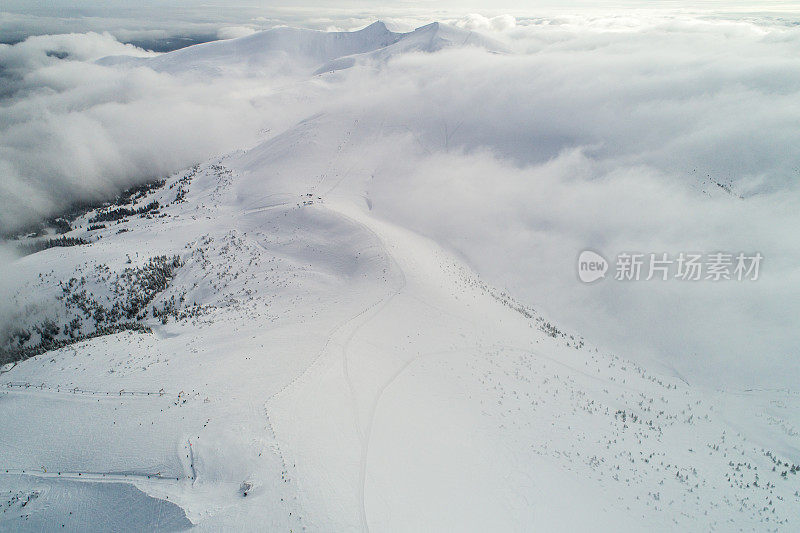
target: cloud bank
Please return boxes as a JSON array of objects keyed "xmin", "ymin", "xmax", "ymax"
[
  {"xmin": 1, "ymin": 11, "xmax": 799, "ymax": 388},
  {"xmin": 323, "ymin": 13, "xmax": 800, "ymax": 387},
  {"xmin": 0, "ymin": 31, "xmax": 315, "ymax": 233}
]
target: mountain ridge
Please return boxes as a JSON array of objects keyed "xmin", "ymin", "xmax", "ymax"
[{"xmin": 96, "ymin": 21, "xmax": 509, "ymax": 76}]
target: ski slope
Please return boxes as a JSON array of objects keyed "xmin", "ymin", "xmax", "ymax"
[{"xmin": 2, "ymin": 22, "xmax": 799, "ymax": 532}]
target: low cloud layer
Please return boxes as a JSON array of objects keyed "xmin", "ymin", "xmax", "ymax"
[
  {"xmin": 0, "ymin": 31, "xmax": 317, "ymax": 233},
  {"xmin": 1, "ymin": 11, "xmax": 799, "ymax": 387},
  {"xmin": 328, "ymin": 13, "xmax": 800, "ymax": 387}
]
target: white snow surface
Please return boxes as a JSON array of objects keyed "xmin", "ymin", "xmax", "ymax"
[{"xmin": 1, "ymin": 22, "xmax": 799, "ymax": 532}]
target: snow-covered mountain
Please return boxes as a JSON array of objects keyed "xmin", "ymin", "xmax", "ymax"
[
  {"xmin": 1, "ymin": 22, "xmax": 799, "ymax": 532},
  {"xmin": 98, "ymin": 21, "xmax": 508, "ymax": 77}
]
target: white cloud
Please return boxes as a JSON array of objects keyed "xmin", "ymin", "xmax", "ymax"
[
  {"xmin": 0, "ymin": 32, "xmax": 314, "ymax": 233},
  {"xmin": 456, "ymin": 14, "xmax": 516, "ymax": 32},
  {"xmin": 309, "ymin": 15, "xmax": 800, "ymax": 387},
  {"xmin": 216, "ymin": 26, "xmax": 257, "ymax": 40},
  {"xmin": 362, "ymin": 139, "xmax": 800, "ymax": 388},
  {"xmin": 0, "ymin": 31, "xmax": 152, "ymax": 76}
]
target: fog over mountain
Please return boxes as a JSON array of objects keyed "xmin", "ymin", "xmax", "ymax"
[{"xmin": 1, "ymin": 5, "xmax": 799, "ymax": 531}]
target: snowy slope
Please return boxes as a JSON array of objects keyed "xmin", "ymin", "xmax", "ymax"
[
  {"xmin": 2, "ymin": 110, "xmax": 798, "ymax": 532},
  {"xmin": 2, "ymin": 23, "xmax": 799, "ymax": 532}
]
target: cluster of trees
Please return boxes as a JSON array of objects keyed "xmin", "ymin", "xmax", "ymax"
[
  {"xmin": 486, "ymin": 287, "xmax": 574, "ymax": 342},
  {"xmin": 60, "ymin": 254, "xmax": 184, "ymax": 324},
  {"xmin": 152, "ymin": 293, "xmax": 186, "ymax": 324},
  {"xmin": 16, "ymin": 236, "xmax": 89, "ymax": 256},
  {"xmin": 114, "ymin": 179, "xmax": 166, "ymax": 206},
  {"xmin": 113, "ymin": 255, "xmax": 183, "ymax": 320},
  {"xmin": 50, "ymin": 218, "xmax": 72, "ymax": 234},
  {"xmin": 1, "ymin": 172, "xmax": 202, "ymax": 365},
  {"xmin": 169, "ymin": 166, "xmax": 198, "ymax": 204},
  {"xmin": 0, "ymin": 323, "xmax": 153, "ymax": 365},
  {"xmin": 89, "ymin": 200, "xmax": 160, "ymax": 224},
  {"xmin": 764, "ymin": 450, "xmax": 800, "ymax": 479},
  {"xmin": 1, "ymin": 255, "xmax": 184, "ymax": 365},
  {"xmin": 5, "ymin": 178, "xmax": 166, "ymax": 241}
]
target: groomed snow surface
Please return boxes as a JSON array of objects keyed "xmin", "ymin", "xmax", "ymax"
[{"xmin": 2, "ymin": 22, "xmax": 799, "ymax": 532}]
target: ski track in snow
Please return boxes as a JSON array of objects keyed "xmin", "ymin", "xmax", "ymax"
[
  {"xmin": 333, "ymin": 207, "xmax": 407, "ymax": 533},
  {"xmin": 259, "ymin": 198, "xmax": 406, "ymax": 532}
]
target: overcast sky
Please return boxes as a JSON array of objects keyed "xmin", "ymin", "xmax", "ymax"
[{"xmin": 3, "ymin": 1, "xmax": 800, "ymax": 44}]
